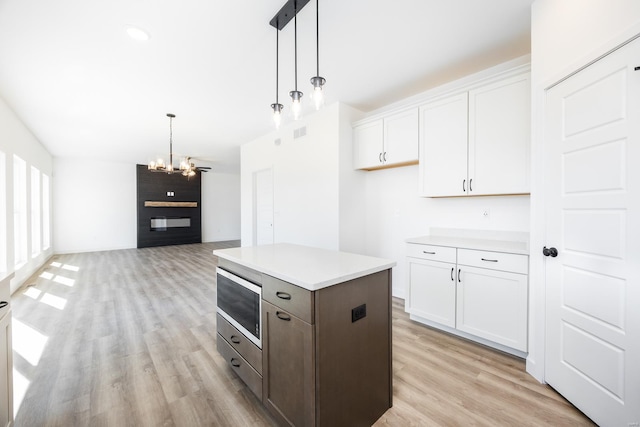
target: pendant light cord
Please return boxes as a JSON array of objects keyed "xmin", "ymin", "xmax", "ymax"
[
  {"xmin": 169, "ymin": 115, "xmax": 173, "ymax": 167},
  {"xmin": 316, "ymin": 0, "xmax": 319, "ymax": 76},
  {"xmin": 294, "ymin": 9, "xmax": 298, "ymax": 92},
  {"xmin": 276, "ymin": 28, "xmax": 279, "ymax": 104}
]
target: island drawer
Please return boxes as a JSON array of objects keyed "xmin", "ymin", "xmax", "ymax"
[
  {"xmin": 457, "ymin": 249, "xmax": 528, "ymax": 274},
  {"xmin": 217, "ymin": 335, "xmax": 263, "ymax": 400},
  {"xmin": 262, "ymin": 275, "xmax": 314, "ymax": 324},
  {"xmin": 216, "ymin": 313, "xmax": 262, "ymax": 374},
  {"xmin": 407, "ymin": 243, "xmax": 456, "ymax": 263}
]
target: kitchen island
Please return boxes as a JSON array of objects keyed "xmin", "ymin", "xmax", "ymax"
[{"xmin": 213, "ymin": 243, "xmax": 395, "ymax": 427}]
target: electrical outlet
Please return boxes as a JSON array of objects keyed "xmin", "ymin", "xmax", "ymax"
[{"xmin": 352, "ymin": 304, "xmax": 366, "ymax": 323}]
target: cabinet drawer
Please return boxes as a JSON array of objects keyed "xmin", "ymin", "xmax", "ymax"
[
  {"xmin": 457, "ymin": 249, "xmax": 528, "ymax": 274},
  {"xmin": 217, "ymin": 335, "xmax": 263, "ymax": 400},
  {"xmin": 262, "ymin": 275, "xmax": 314, "ymax": 324},
  {"xmin": 406, "ymin": 243, "xmax": 456, "ymax": 263},
  {"xmin": 216, "ymin": 313, "xmax": 262, "ymax": 374}
]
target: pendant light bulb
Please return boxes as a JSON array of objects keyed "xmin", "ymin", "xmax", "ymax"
[
  {"xmin": 310, "ymin": 76, "xmax": 325, "ymax": 110},
  {"xmin": 290, "ymin": 90, "xmax": 303, "ymax": 120},
  {"xmin": 310, "ymin": 0, "xmax": 326, "ymax": 111},
  {"xmin": 271, "ymin": 103, "xmax": 284, "ymax": 129}
]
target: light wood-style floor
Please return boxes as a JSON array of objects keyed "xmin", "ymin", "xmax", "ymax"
[{"xmin": 11, "ymin": 242, "xmax": 594, "ymax": 426}]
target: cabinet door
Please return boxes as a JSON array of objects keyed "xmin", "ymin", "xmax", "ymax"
[
  {"xmin": 383, "ymin": 108, "xmax": 418, "ymax": 167},
  {"xmin": 456, "ymin": 266, "xmax": 527, "ymax": 351},
  {"xmin": 419, "ymin": 93, "xmax": 469, "ymax": 197},
  {"xmin": 468, "ymin": 73, "xmax": 530, "ymax": 195},
  {"xmin": 353, "ymin": 119, "xmax": 383, "ymax": 170},
  {"xmin": 406, "ymin": 258, "xmax": 456, "ymax": 328},
  {"xmin": 262, "ymin": 301, "xmax": 315, "ymax": 427},
  {"xmin": 0, "ymin": 312, "xmax": 12, "ymax": 427}
]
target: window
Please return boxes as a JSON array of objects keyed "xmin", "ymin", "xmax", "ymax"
[
  {"xmin": 13, "ymin": 155, "xmax": 27, "ymax": 267},
  {"xmin": 31, "ymin": 166, "xmax": 41, "ymax": 257},
  {"xmin": 42, "ymin": 173, "xmax": 50, "ymax": 250},
  {"xmin": 0, "ymin": 151, "xmax": 6, "ymax": 273}
]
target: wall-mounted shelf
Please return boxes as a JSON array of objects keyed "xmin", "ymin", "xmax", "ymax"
[{"xmin": 144, "ymin": 201, "xmax": 198, "ymax": 208}]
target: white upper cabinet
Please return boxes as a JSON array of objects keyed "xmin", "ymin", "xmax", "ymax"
[
  {"xmin": 468, "ymin": 74, "xmax": 531, "ymax": 196},
  {"xmin": 353, "ymin": 108, "xmax": 418, "ymax": 170},
  {"xmin": 419, "ymin": 93, "xmax": 469, "ymax": 197},
  {"xmin": 353, "ymin": 119, "xmax": 384, "ymax": 170},
  {"xmin": 420, "ymin": 72, "xmax": 531, "ymax": 197}
]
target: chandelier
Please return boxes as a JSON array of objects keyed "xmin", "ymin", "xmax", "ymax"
[{"xmin": 148, "ymin": 113, "xmax": 209, "ymax": 178}]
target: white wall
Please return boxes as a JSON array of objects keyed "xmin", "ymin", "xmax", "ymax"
[
  {"xmin": 241, "ymin": 102, "xmax": 364, "ymax": 251},
  {"xmin": 53, "ymin": 159, "xmax": 242, "ymax": 254},
  {"xmin": 0, "ymin": 95, "xmax": 53, "ymax": 294},
  {"xmin": 53, "ymin": 158, "xmax": 137, "ymax": 254},
  {"xmin": 362, "ymin": 165, "xmax": 530, "ymax": 298},
  {"xmin": 201, "ymin": 163, "xmax": 241, "ymax": 242},
  {"xmin": 527, "ymin": 0, "xmax": 640, "ymax": 381}
]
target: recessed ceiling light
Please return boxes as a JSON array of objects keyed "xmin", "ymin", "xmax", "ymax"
[{"xmin": 126, "ymin": 26, "xmax": 150, "ymax": 41}]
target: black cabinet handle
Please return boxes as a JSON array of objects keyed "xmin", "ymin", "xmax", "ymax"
[
  {"xmin": 276, "ymin": 291, "xmax": 291, "ymax": 300},
  {"xmin": 423, "ymin": 251, "xmax": 436, "ymax": 255},
  {"xmin": 543, "ymin": 246, "xmax": 558, "ymax": 257},
  {"xmin": 463, "ymin": 179, "xmax": 466, "ymax": 192},
  {"xmin": 276, "ymin": 311, "xmax": 291, "ymax": 321},
  {"xmin": 469, "ymin": 178, "xmax": 473, "ymax": 192},
  {"xmin": 383, "ymin": 152, "xmax": 387, "ymax": 162},
  {"xmin": 230, "ymin": 335, "xmax": 241, "ymax": 344},
  {"xmin": 0, "ymin": 301, "xmax": 7, "ymax": 309},
  {"xmin": 451, "ymin": 268, "xmax": 454, "ymax": 281},
  {"xmin": 230, "ymin": 358, "xmax": 241, "ymax": 368},
  {"xmin": 481, "ymin": 258, "xmax": 498, "ymax": 263},
  {"xmin": 458, "ymin": 269, "xmax": 461, "ymax": 282},
  {"xmin": 379, "ymin": 153, "xmax": 383, "ymax": 163}
]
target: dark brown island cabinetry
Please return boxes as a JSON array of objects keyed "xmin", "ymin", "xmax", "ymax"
[{"xmin": 215, "ymin": 253, "xmax": 393, "ymax": 427}]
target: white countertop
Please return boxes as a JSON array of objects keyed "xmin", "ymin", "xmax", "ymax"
[
  {"xmin": 406, "ymin": 235, "xmax": 529, "ymax": 255},
  {"xmin": 213, "ymin": 243, "xmax": 396, "ymax": 291}
]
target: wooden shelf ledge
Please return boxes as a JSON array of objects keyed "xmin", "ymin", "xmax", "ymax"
[{"xmin": 144, "ymin": 201, "xmax": 198, "ymax": 208}]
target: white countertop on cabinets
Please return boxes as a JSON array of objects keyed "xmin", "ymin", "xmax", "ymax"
[
  {"xmin": 406, "ymin": 235, "xmax": 529, "ymax": 255},
  {"xmin": 213, "ymin": 243, "xmax": 396, "ymax": 291}
]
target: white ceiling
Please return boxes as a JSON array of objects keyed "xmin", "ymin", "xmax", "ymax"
[{"xmin": 0, "ymin": 0, "xmax": 533, "ymax": 168}]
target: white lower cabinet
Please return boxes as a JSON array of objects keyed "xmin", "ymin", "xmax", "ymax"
[
  {"xmin": 0, "ymin": 310, "xmax": 12, "ymax": 427},
  {"xmin": 407, "ymin": 243, "xmax": 528, "ymax": 355},
  {"xmin": 407, "ymin": 258, "xmax": 456, "ymax": 328},
  {"xmin": 456, "ymin": 265, "xmax": 528, "ymax": 352}
]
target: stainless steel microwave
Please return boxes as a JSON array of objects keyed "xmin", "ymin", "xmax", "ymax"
[{"xmin": 216, "ymin": 267, "xmax": 262, "ymax": 348}]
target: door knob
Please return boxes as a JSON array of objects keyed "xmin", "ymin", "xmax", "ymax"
[{"xmin": 543, "ymin": 246, "xmax": 558, "ymax": 257}]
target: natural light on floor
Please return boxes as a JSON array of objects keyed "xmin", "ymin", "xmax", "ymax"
[
  {"xmin": 52, "ymin": 275, "xmax": 75, "ymax": 287},
  {"xmin": 11, "ymin": 259, "xmax": 79, "ymax": 421},
  {"xmin": 12, "ymin": 368, "xmax": 29, "ymax": 420},
  {"xmin": 12, "ymin": 319, "xmax": 48, "ymax": 367}
]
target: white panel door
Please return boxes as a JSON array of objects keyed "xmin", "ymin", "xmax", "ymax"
[
  {"xmin": 544, "ymin": 37, "xmax": 640, "ymax": 426},
  {"xmin": 254, "ymin": 168, "xmax": 274, "ymax": 246},
  {"xmin": 419, "ymin": 93, "xmax": 468, "ymax": 197}
]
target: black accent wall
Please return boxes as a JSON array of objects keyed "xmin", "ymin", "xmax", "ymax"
[{"xmin": 136, "ymin": 164, "xmax": 202, "ymax": 248}]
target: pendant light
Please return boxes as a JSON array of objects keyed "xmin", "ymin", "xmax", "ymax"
[
  {"xmin": 148, "ymin": 113, "xmax": 209, "ymax": 178},
  {"xmin": 271, "ymin": 27, "xmax": 284, "ymax": 129},
  {"xmin": 310, "ymin": 0, "xmax": 325, "ymax": 110},
  {"xmin": 289, "ymin": 4, "xmax": 303, "ymax": 120}
]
